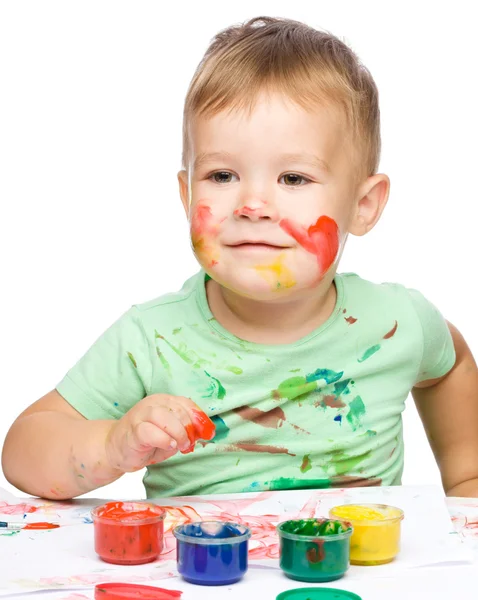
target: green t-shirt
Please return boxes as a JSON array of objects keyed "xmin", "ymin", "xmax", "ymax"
[{"xmin": 56, "ymin": 271, "xmax": 455, "ymax": 498}]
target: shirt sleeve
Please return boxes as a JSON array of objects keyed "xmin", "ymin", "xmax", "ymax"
[
  {"xmin": 407, "ymin": 288, "xmax": 456, "ymax": 383},
  {"xmin": 56, "ymin": 306, "xmax": 152, "ymax": 420}
]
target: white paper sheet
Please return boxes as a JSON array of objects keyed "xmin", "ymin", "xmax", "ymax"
[{"xmin": 0, "ymin": 485, "xmax": 472, "ymax": 596}]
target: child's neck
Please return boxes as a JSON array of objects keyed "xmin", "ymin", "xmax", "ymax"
[{"xmin": 206, "ymin": 276, "xmax": 337, "ymax": 345}]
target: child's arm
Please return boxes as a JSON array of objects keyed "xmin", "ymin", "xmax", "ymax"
[
  {"xmin": 2, "ymin": 389, "xmax": 212, "ymax": 499},
  {"xmin": 413, "ymin": 322, "xmax": 478, "ymax": 497},
  {"xmin": 2, "ymin": 390, "xmax": 124, "ymax": 499}
]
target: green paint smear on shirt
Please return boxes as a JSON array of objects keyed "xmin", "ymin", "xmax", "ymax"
[
  {"xmin": 274, "ymin": 376, "xmax": 317, "ymax": 400},
  {"xmin": 346, "ymin": 395, "xmax": 366, "ymax": 431},
  {"xmin": 300, "ymin": 454, "xmax": 312, "ymax": 473},
  {"xmin": 360, "ymin": 430, "xmax": 377, "ymax": 438},
  {"xmin": 210, "ymin": 415, "xmax": 230, "ymax": 441},
  {"xmin": 346, "ymin": 396, "xmax": 365, "ymax": 431},
  {"xmin": 225, "ymin": 365, "xmax": 243, "ymax": 375},
  {"xmin": 156, "ymin": 346, "xmax": 171, "ymax": 375},
  {"xmin": 127, "ymin": 352, "xmax": 137, "ymax": 368},
  {"xmin": 203, "ymin": 371, "xmax": 226, "ymax": 400},
  {"xmin": 306, "ymin": 368, "xmax": 344, "ymax": 384},
  {"xmin": 173, "ymin": 327, "xmax": 182, "ymax": 335},
  {"xmin": 328, "ymin": 449, "xmax": 372, "ymax": 476},
  {"xmin": 155, "ymin": 331, "xmax": 242, "ymax": 374},
  {"xmin": 358, "ymin": 344, "xmax": 381, "ymax": 363},
  {"xmin": 267, "ymin": 477, "xmax": 332, "ymax": 491},
  {"xmin": 333, "ymin": 378, "xmax": 352, "ymax": 397},
  {"xmin": 155, "ymin": 332, "xmax": 209, "ymax": 369}
]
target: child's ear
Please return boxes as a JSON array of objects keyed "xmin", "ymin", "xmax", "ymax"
[
  {"xmin": 349, "ymin": 173, "xmax": 390, "ymax": 236},
  {"xmin": 177, "ymin": 170, "xmax": 189, "ymax": 216}
]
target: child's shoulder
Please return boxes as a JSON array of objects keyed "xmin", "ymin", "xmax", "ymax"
[
  {"xmin": 337, "ymin": 272, "xmax": 440, "ymax": 322},
  {"xmin": 339, "ymin": 271, "xmax": 412, "ymax": 295}
]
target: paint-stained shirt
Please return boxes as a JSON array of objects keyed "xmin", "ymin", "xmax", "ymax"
[{"xmin": 56, "ymin": 271, "xmax": 456, "ymax": 498}]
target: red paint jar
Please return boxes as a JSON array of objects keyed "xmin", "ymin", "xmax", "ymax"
[{"xmin": 91, "ymin": 502, "xmax": 166, "ymax": 565}]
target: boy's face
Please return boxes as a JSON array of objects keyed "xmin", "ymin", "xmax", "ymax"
[{"xmin": 179, "ymin": 93, "xmax": 386, "ymax": 301}]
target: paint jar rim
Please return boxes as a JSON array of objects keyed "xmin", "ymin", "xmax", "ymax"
[
  {"xmin": 173, "ymin": 520, "xmax": 251, "ymax": 545},
  {"xmin": 329, "ymin": 503, "xmax": 404, "ymax": 525},
  {"xmin": 91, "ymin": 501, "xmax": 166, "ymax": 526},
  {"xmin": 277, "ymin": 519, "xmax": 353, "ymax": 542}
]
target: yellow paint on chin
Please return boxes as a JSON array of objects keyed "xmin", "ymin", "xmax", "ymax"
[{"xmin": 254, "ymin": 253, "xmax": 296, "ymax": 290}]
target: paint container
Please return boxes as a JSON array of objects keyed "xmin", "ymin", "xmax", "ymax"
[
  {"xmin": 329, "ymin": 504, "xmax": 404, "ymax": 565},
  {"xmin": 277, "ymin": 519, "xmax": 353, "ymax": 583},
  {"xmin": 95, "ymin": 583, "xmax": 182, "ymax": 599},
  {"xmin": 173, "ymin": 520, "xmax": 251, "ymax": 585},
  {"xmin": 276, "ymin": 588, "xmax": 362, "ymax": 600},
  {"xmin": 91, "ymin": 501, "xmax": 166, "ymax": 565}
]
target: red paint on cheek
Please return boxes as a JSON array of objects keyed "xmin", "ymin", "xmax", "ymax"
[
  {"xmin": 190, "ymin": 203, "xmax": 214, "ymax": 237},
  {"xmin": 280, "ymin": 215, "xmax": 339, "ymax": 274}
]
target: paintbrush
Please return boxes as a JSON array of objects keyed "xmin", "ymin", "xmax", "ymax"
[{"xmin": 0, "ymin": 520, "xmax": 60, "ymax": 530}]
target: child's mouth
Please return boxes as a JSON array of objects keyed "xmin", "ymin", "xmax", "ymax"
[{"xmin": 227, "ymin": 241, "xmax": 290, "ymax": 252}]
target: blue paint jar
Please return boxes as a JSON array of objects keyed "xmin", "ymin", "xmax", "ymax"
[{"xmin": 173, "ymin": 521, "xmax": 251, "ymax": 586}]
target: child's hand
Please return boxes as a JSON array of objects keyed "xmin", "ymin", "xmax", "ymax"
[{"xmin": 105, "ymin": 394, "xmax": 216, "ymax": 472}]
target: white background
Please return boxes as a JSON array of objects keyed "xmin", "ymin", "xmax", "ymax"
[{"xmin": 0, "ymin": 0, "xmax": 476, "ymax": 500}]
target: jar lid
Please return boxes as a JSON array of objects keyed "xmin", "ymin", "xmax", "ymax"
[
  {"xmin": 95, "ymin": 583, "xmax": 182, "ymax": 600},
  {"xmin": 276, "ymin": 588, "xmax": 362, "ymax": 600}
]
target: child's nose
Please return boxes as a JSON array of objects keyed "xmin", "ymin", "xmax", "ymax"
[{"xmin": 233, "ymin": 197, "xmax": 279, "ymax": 222}]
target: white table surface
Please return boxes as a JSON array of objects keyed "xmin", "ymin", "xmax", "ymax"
[{"xmin": 1, "ymin": 485, "xmax": 478, "ymax": 600}]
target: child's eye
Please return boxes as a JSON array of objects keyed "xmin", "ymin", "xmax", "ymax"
[
  {"xmin": 281, "ymin": 173, "xmax": 311, "ymax": 186},
  {"xmin": 210, "ymin": 171, "xmax": 238, "ymax": 184}
]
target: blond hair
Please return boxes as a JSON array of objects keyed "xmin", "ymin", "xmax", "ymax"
[{"xmin": 182, "ymin": 16, "xmax": 381, "ymax": 180}]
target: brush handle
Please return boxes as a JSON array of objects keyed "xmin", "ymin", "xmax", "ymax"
[{"xmin": 0, "ymin": 521, "xmax": 25, "ymax": 530}]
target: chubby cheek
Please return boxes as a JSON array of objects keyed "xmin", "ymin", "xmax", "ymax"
[
  {"xmin": 189, "ymin": 200, "xmax": 223, "ymax": 269},
  {"xmin": 279, "ymin": 215, "xmax": 341, "ymax": 278}
]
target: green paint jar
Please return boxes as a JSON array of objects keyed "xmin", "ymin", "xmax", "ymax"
[{"xmin": 277, "ymin": 519, "xmax": 353, "ymax": 583}]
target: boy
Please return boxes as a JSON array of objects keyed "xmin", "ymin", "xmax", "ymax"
[{"xmin": 3, "ymin": 16, "xmax": 478, "ymax": 500}]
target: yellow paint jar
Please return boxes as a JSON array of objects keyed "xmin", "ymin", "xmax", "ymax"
[{"xmin": 329, "ymin": 504, "xmax": 404, "ymax": 566}]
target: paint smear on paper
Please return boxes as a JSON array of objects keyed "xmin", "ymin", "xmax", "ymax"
[{"xmin": 24, "ymin": 522, "xmax": 60, "ymax": 530}]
